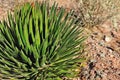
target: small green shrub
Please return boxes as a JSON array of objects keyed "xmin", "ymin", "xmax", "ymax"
[{"xmin": 0, "ymin": 2, "xmax": 85, "ymax": 80}]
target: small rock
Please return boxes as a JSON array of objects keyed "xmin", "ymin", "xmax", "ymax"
[
  {"xmin": 98, "ymin": 41, "xmax": 105, "ymax": 46},
  {"xmin": 83, "ymin": 71, "xmax": 89, "ymax": 75},
  {"xmin": 95, "ymin": 76, "xmax": 101, "ymax": 80},
  {"xmin": 104, "ymin": 36, "xmax": 112, "ymax": 42},
  {"xmin": 90, "ymin": 59, "xmax": 97, "ymax": 63},
  {"xmin": 110, "ymin": 55, "xmax": 114, "ymax": 58},
  {"xmin": 109, "ymin": 49, "xmax": 113, "ymax": 53},
  {"xmin": 99, "ymin": 52, "xmax": 106, "ymax": 58},
  {"xmin": 96, "ymin": 70, "xmax": 102, "ymax": 75}
]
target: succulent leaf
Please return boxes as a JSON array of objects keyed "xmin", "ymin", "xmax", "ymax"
[{"xmin": 0, "ymin": 2, "xmax": 85, "ymax": 80}]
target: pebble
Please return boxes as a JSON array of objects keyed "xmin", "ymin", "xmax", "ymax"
[
  {"xmin": 108, "ymin": 49, "xmax": 113, "ymax": 53},
  {"xmin": 90, "ymin": 59, "xmax": 96, "ymax": 62},
  {"xmin": 95, "ymin": 76, "xmax": 101, "ymax": 80},
  {"xmin": 83, "ymin": 71, "xmax": 89, "ymax": 75},
  {"xmin": 110, "ymin": 54, "xmax": 114, "ymax": 58},
  {"xmin": 96, "ymin": 70, "xmax": 102, "ymax": 75},
  {"xmin": 98, "ymin": 41, "xmax": 105, "ymax": 46},
  {"xmin": 104, "ymin": 36, "xmax": 112, "ymax": 42},
  {"xmin": 99, "ymin": 52, "xmax": 105, "ymax": 58}
]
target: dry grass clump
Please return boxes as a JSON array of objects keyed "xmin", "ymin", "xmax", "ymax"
[{"xmin": 76, "ymin": 0, "xmax": 120, "ymax": 28}]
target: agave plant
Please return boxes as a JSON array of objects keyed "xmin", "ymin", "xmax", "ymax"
[{"xmin": 0, "ymin": 2, "xmax": 85, "ymax": 80}]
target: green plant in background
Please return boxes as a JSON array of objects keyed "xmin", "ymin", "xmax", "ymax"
[{"xmin": 0, "ymin": 2, "xmax": 85, "ymax": 80}]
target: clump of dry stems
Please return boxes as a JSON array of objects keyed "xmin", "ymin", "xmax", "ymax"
[{"xmin": 76, "ymin": 0, "xmax": 120, "ymax": 28}]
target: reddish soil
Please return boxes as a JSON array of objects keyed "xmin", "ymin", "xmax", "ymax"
[
  {"xmin": 80, "ymin": 19, "xmax": 120, "ymax": 80},
  {"xmin": 0, "ymin": 0, "xmax": 120, "ymax": 80}
]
